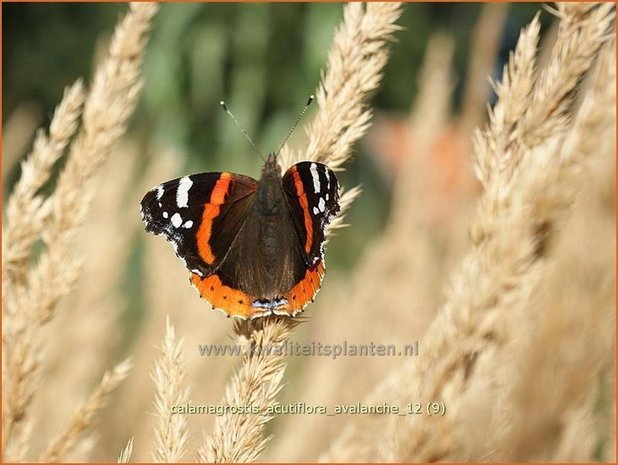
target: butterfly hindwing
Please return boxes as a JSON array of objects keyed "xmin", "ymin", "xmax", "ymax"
[
  {"xmin": 282, "ymin": 161, "xmax": 340, "ymax": 265},
  {"xmin": 140, "ymin": 172, "xmax": 257, "ymax": 277}
]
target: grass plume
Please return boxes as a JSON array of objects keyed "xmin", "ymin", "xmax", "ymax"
[
  {"xmin": 2, "ymin": 81, "xmax": 85, "ymax": 291},
  {"xmin": 281, "ymin": 2, "xmax": 402, "ymax": 171},
  {"xmin": 323, "ymin": 4, "xmax": 615, "ymax": 461},
  {"xmin": 117, "ymin": 437, "xmax": 135, "ymax": 463},
  {"xmin": 196, "ymin": 317, "xmax": 300, "ymax": 462},
  {"xmin": 2, "ymin": 3, "xmax": 158, "ymax": 460},
  {"xmin": 151, "ymin": 317, "xmax": 191, "ymax": 463},
  {"xmin": 38, "ymin": 360, "xmax": 133, "ymax": 462}
]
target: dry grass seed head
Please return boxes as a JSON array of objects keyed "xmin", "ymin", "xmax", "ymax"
[
  {"xmin": 323, "ymin": 4, "xmax": 615, "ymax": 462},
  {"xmin": 30, "ymin": 143, "xmax": 142, "ymax": 455},
  {"xmin": 280, "ymin": 2, "xmax": 402, "ymax": 172},
  {"xmin": 38, "ymin": 359, "xmax": 133, "ymax": 462},
  {"xmin": 117, "ymin": 437, "xmax": 135, "ymax": 463},
  {"xmin": 151, "ymin": 317, "xmax": 191, "ymax": 463},
  {"xmin": 2, "ymin": 80, "xmax": 85, "ymax": 291},
  {"xmin": 459, "ymin": 3, "xmax": 508, "ymax": 134},
  {"xmin": 2, "ymin": 3, "xmax": 158, "ymax": 461},
  {"xmin": 196, "ymin": 317, "xmax": 300, "ymax": 463}
]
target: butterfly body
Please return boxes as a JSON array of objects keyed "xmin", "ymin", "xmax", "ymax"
[{"xmin": 140, "ymin": 154, "xmax": 340, "ymax": 319}]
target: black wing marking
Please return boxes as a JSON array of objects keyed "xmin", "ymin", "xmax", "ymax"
[
  {"xmin": 281, "ymin": 161, "xmax": 340, "ymax": 265},
  {"xmin": 140, "ymin": 172, "xmax": 257, "ymax": 277}
]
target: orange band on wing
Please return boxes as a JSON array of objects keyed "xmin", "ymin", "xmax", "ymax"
[
  {"xmin": 290, "ymin": 166, "xmax": 314, "ymax": 254},
  {"xmin": 210, "ymin": 173, "xmax": 231, "ymax": 204},
  {"xmin": 191, "ymin": 260, "xmax": 325, "ymax": 319},
  {"xmin": 282, "ymin": 260, "xmax": 325, "ymax": 314},
  {"xmin": 191, "ymin": 273, "xmax": 256, "ymax": 319},
  {"xmin": 196, "ymin": 173, "xmax": 232, "ymax": 265}
]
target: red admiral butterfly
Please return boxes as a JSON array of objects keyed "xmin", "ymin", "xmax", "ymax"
[{"xmin": 140, "ymin": 102, "xmax": 340, "ymax": 319}]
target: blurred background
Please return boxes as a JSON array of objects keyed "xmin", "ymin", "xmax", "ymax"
[
  {"xmin": 5, "ymin": 3, "xmax": 587, "ymax": 463},
  {"xmin": 3, "ymin": 2, "xmax": 549, "ymax": 269}
]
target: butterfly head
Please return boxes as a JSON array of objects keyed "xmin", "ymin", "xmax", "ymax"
[{"xmin": 261, "ymin": 153, "xmax": 282, "ymax": 179}]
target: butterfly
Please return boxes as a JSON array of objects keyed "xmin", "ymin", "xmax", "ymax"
[{"xmin": 140, "ymin": 153, "xmax": 340, "ymax": 319}]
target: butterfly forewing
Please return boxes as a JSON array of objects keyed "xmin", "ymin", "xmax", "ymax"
[
  {"xmin": 282, "ymin": 161, "xmax": 340, "ymax": 265},
  {"xmin": 140, "ymin": 172, "xmax": 257, "ymax": 276}
]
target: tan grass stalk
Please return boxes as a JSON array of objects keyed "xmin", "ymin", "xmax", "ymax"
[
  {"xmin": 476, "ymin": 3, "xmax": 614, "ymax": 186},
  {"xmin": 152, "ymin": 317, "xmax": 191, "ymax": 463},
  {"xmin": 196, "ymin": 3, "xmax": 402, "ymax": 462},
  {"xmin": 486, "ymin": 157, "xmax": 615, "ymax": 460},
  {"xmin": 3, "ymin": 417, "xmax": 33, "ymax": 462},
  {"xmin": 559, "ymin": 38, "xmax": 615, "ymax": 176},
  {"xmin": 459, "ymin": 3, "xmax": 508, "ymax": 133},
  {"xmin": 32, "ymin": 144, "xmax": 141, "ymax": 452},
  {"xmin": 323, "ymin": 4, "xmax": 614, "ymax": 461},
  {"xmin": 473, "ymin": 14, "xmax": 540, "ymax": 188},
  {"xmin": 521, "ymin": 3, "xmax": 614, "ymax": 147},
  {"xmin": 210, "ymin": 180, "xmax": 389, "ymax": 461},
  {"xmin": 386, "ymin": 8, "xmax": 613, "ymax": 460},
  {"xmin": 2, "ymin": 2, "xmax": 158, "ymax": 458},
  {"xmin": 117, "ymin": 437, "xmax": 135, "ymax": 463},
  {"xmin": 2, "ymin": 80, "xmax": 84, "ymax": 291},
  {"xmin": 29, "ymin": 1, "xmax": 158, "ymax": 325},
  {"xmin": 38, "ymin": 359, "xmax": 132, "ymax": 462},
  {"xmin": 64, "ymin": 434, "xmax": 96, "ymax": 462},
  {"xmin": 196, "ymin": 317, "xmax": 300, "ymax": 462},
  {"xmin": 2, "ymin": 102, "xmax": 44, "ymax": 181},
  {"xmin": 280, "ymin": 2, "xmax": 402, "ymax": 171},
  {"xmin": 482, "ymin": 39, "xmax": 616, "ymax": 462}
]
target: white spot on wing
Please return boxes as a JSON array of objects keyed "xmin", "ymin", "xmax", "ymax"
[
  {"xmin": 163, "ymin": 211, "xmax": 169, "ymax": 219},
  {"xmin": 171, "ymin": 213, "xmax": 183, "ymax": 228},
  {"xmin": 310, "ymin": 163, "xmax": 320, "ymax": 193},
  {"xmin": 183, "ymin": 220, "xmax": 193, "ymax": 229},
  {"xmin": 176, "ymin": 176, "xmax": 193, "ymax": 208},
  {"xmin": 156, "ymin": 185, "xmax": 164, "ymax": 200},
  {"xmin": 318, "ymin": 197, "xmax": 326, "ymax": 212},
  {"xmin": 324, "ymin": 168, "xmax": 330, "ymax": 189},
  {"xmin": 313, "ymin": 206, "xmax": 319, "ymax": 215}
]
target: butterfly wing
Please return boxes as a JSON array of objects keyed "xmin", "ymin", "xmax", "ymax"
[
  {"xmin": 281, "ymin": 161, "xmax": 340, "ymax": 266},
  {"xmin": 140, "ymin": 172, "xmax": 257, "ymax": 277}
]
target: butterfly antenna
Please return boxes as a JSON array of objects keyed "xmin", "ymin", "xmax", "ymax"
[
  {"xmin": 276, "ymin": 94, "xmax": 314, "ymax": 157},
  {"xmin": 219, "ymin": 101, "xmax": 265, "ymax": 162}
]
